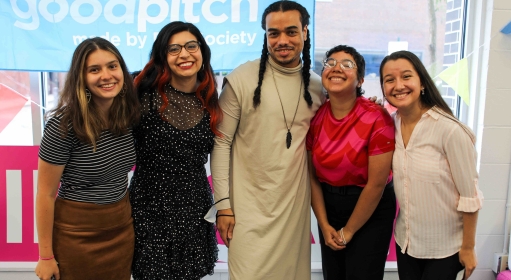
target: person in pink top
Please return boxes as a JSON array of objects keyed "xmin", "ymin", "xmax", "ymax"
[
  {"xmin": 380, "ymin": 50, "xmax": 483, "ymax": 280},
  {"xmin": 307, "ymin": 45, "xmax": 396, "ymax": 279}
]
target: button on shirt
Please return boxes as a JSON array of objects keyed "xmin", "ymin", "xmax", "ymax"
[{"xmin": 393, "ymin": 108, "xmax": 483, "ymax": 258}]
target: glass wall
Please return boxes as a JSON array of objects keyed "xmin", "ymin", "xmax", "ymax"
[
  {"xmin": 0, "ymin": 71, "xmax": 33, "ymax": 145},
  {"xmin": 314, "ymin": 0, "xmax": 466, "ymax": 115},
  {"xmin": 0, "ymin": 71, "xmax": 65, "ymax": 145},
  {"xmin": 0, "ymin": 0, "xmax": 468, "ymax": 146}
]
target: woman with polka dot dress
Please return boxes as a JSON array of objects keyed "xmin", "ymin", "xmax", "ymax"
[{"xmin": 129, "ymin": 21, "xmax": 222, "ymax": 279}]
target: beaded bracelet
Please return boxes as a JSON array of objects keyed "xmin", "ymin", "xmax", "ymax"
[
  {"xmin": 339, "ymin": 228, "xmax": 347, "ymax": 245},
  {"xmin": 39, "ymin": 255, "xmax": 54, "ymax": 261}
]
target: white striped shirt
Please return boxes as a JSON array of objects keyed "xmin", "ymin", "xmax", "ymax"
[
  {"xmin": 39, "ymin": 115, "xmax": 136, "ymax": 204},
  {"xmin": 393, "ymin": 108, "xmax": 483, "ymax": 258}
]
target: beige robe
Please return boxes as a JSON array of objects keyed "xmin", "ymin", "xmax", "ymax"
[{"xmin": 211, "ymin": 57, "xmax": 325, "ymax": 280}]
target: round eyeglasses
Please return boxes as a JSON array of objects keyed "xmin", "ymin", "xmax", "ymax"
[
  {"xmin": 167, "ymin": 41, "xmax": 201, "ymax": 56},
  {"xmin": 323, "ymin": 58, "xmax": 357, "ymax": 70}
]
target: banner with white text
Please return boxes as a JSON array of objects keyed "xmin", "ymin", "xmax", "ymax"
[{"xmin": 0, "ymin": 0, "xmax": 315, "ymax": 72}]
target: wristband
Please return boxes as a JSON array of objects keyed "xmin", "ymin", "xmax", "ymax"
[
  {"xmin": 339, "ymin": 228, "xmax": 347, "ymax": 245},
  {"xmin": 39, "ymin": 255, "xmax": 54, "ymax": 261}
]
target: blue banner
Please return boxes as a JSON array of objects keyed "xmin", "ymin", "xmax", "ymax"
[{"xmin": 0, "ymin": 0, "xmax": 315, "ymax": 72}]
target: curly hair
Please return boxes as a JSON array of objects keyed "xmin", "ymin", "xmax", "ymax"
[
  {"xmin": 253, "ymin": 0, "xmax": 312, "ymax": 108},
  {"xmin": 324, "ymin": 45, "xmax": 366, "ymax": 97},
  {"xmin": 134, "ymin": 21, "xmax": 222, "ymax": 136}
]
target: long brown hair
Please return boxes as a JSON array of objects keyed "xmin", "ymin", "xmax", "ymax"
[
  {"xmin": 134, "ymin": 21, "xmax": 222, "ymax": 136},
  {"xmin": 379, "ymin": 51, "xmax": 476, "ymax": 143},
  {"xmin": 49, "ymin": 37, "xmax": 140, "ymax": 149},
  {"xmin": 379, "ymin": 50, "xmax": 453, "ymax": 116}
]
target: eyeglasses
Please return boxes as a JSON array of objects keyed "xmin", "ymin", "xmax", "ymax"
[
  {"xmin": 323, "ymin": 58, "xmax": 357, "ymax": 70},
  {"xmin": 167, "ymin": 41, "xmax": 201, "ymax": 56}
]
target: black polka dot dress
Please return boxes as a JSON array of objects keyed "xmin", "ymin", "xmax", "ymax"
[{"xmin": 129, "ymin": 84, "xmax": 218, "ymax": 279}]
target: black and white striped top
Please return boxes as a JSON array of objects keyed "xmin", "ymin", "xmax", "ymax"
[{"xmin": 39, "ymin": 115, "xmax": 136, "ymax": 204}]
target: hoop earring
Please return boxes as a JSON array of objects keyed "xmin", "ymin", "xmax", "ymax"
[
  {"xmin": 119, "ymin": 83, "xmax": 126, "ymax": 97},
  {"xmin": 201, "ymin": 64, "xmax": 205, "ymax": 71},
  {"xmin": 85, "ymin": 89, "xmax": 91, "ymax": 103},
  {"xmin": 421, "ymin": 88, "xmax": 425, "ymax": 95}
]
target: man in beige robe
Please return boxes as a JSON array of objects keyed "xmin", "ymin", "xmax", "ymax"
[{"xmin": 211, "ymin": 1, "xmax": 325, "ymax": 279}]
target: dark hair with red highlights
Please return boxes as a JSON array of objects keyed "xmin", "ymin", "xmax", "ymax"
[{"xmin": 134, "ymin": 21, "xmax": 222, "ymax": 136}]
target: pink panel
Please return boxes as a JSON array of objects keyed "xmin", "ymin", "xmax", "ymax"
[
  {"xmin": 0, "ymin": 146, "xmax": 39, "ymax": 261},
  {"xmin": 0, "ymin": 148, "xmax": 398, "ymax": 264},
  {"xmin": 497, "ymin": 270, "xmax": 511, "ymax": 280}
]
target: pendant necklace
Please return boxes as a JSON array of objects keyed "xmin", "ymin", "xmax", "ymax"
[{"xmin": 269, "ymin": 64, "xmax": 302, "ymax": 149}]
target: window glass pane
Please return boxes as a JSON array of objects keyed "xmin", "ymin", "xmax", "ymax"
[
  {"xmin": 314, "ymin": 0, "xmax": 465, "ymax": 116},
  {"xmin": 44, "ymin": 72, "xmax": 67, "ymax": 114},
  {"xmin": 0, "ymin": 71, "xmax": 33, "ymax": 145}
]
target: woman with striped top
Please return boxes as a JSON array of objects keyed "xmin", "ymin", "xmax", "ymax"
[
  {"xmin": 380, "ymin": 51, "xmax": 483, "ymax": 280},
  {"xmin": 34, "ymin": 37, "xmax": 139, "ymax": 280}
]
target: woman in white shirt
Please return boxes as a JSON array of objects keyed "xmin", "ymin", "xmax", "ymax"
[{"xmin": 379, "ymin": 50, "xmax": 483, "ymax": 280}]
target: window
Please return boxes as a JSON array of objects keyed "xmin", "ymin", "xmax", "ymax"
[
  {"xmin": 0, "ymin": 0, "xmax": 468, "ymax": 144},
  {"xmin": 314, "ymin": 0, "xmax": 466, "ymax": 116},
  {"xmin": 0, "ymin": 71, "xmax": 33, "ymax": 145}
]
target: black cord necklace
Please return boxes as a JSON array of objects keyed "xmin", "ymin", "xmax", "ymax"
[{"xmin": 269, "ymin": 64, "xmax": 302, "ymax": 149}]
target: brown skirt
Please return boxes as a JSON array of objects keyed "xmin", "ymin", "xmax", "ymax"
[{"xmin": 53, "ymin": 193, "xmax": 134, "ymax": 280}]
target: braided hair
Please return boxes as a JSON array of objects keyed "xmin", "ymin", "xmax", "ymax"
[{"xmin": 253, "ymin": 0, "xmax": 313, "ymax": 108}]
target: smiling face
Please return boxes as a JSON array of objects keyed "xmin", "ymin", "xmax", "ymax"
[
  {"xmin": 85, "ymin": 49, "xmax": 124, "ymax": 108},
  {"xmin": 265, "ymin": 10, "xmax": 307, "ymax": 68},
  {"xmin": 381, "ymin": 58, "xmax": 424, "ymax": 113},
  {"xmin": 166, "ymin": 31, "xmax": 203, "ymax": 83},
  {"xmin": 322, "ymin": 51, "xmax": 362, "ymax": 96}
]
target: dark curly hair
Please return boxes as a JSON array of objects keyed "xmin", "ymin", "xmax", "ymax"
[
  {"xmin": 253, "ymin": 0, "xmax": 312, "ymax": 108},
  {"xmin": 324, "ymin": 45, "xmax": 365, "ymax": 97}
]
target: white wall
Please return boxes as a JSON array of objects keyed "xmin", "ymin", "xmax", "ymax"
[{"xmin": 469, "ymin": 0, "xmax": 511, "ymax": 279}]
